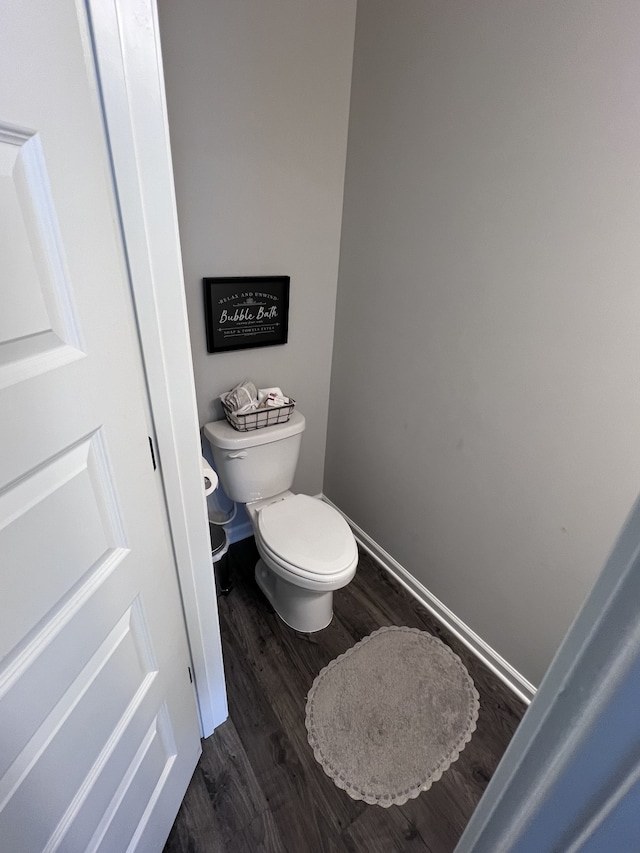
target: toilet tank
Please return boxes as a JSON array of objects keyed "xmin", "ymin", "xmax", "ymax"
[{"xmin": 203, "ymin": 410, "xmax": 305, "ymax": 503}]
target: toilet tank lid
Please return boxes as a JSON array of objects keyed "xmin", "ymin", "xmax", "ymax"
[{"xmin": 203, "ymin": 409, "xmax": 305, "ymax": 450}]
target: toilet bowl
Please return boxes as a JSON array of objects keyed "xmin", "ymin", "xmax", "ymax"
[
  {"xmin": 248, "ymin": 493, "xmax": 358, "ymax": 631},
  {"xmin": 203, "ymin": 411, "xmax": 358, "ymax": 632}
]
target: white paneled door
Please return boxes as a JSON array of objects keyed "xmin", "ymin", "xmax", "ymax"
[{"xmin": 0, "ymin": 2, "xmax": 201, "ymax": 851}]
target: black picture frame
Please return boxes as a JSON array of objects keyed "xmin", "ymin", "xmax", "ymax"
[{"xmin": 203, "ymin": 276, "xmax": 290, "ymax": 353}]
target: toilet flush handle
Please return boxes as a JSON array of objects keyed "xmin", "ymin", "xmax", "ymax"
[{"xmin": 227, "ymin": 451, "xmax": 247, "ymax": 459}]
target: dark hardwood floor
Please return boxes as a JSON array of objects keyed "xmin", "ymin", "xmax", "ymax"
[{"xmin": 164, "ymin": 538, "xmax": 526, "ymax": 853}]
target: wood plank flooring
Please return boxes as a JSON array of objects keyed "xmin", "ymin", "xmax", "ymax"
[{"xmin": 164, "ymin": 538, "xmax": 526, "ymax": 853}]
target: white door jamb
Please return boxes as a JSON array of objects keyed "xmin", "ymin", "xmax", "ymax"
[
  {"xmin": 456, "ymin": 493, "xmax": 640, "ymax": 852},
  {"xmin": 85, "ymin": 0, "xmax": 227, "ymax": 737}
]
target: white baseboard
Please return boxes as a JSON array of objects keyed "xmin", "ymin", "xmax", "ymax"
[{"xmin": 322, "ymin": 495, "xmax": 536, "ymax": 706}]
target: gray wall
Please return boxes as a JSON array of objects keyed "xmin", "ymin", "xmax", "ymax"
[
  {"xmin": 158, "ymin": 0, "xmax": 356, "ymax": 495},
  {"xmin": 326, "ymin": 0, "xmax": 640, "ymax": 685}
]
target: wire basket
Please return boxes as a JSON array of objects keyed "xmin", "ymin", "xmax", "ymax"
[{"xmin": 222, "ymin": 397, "xmax": 296, "ymax": 432}]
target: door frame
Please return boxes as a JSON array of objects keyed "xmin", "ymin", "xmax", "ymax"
[
  {"xmin": 85, "ymin": 0, "xmax": 227, "ymax": 738},
  {"xmin": 455, "ymin": 492, "xmax": 640, "ymax": 851}
]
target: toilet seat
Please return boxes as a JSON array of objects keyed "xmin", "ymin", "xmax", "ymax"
[
  {"xmin": 256, "ymin": 494, "xmax": 357, "ymax": 578},
  {"xmin": 257, "ymin": 536, "xmax": 357, "ymax": 587}
]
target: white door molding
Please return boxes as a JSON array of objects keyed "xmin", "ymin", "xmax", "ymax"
[
  {"xmin": 456, "ymin": 492, "xmax": 640, "ymax": 852},
  {"xmin": 85, "ymin": 0, "xmax": 227, "ymax": 737}
]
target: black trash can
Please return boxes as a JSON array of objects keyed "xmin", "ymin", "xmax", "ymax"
[{"xmin": 209, "ymin": 521, "xmax": 231, "ymax": 595}]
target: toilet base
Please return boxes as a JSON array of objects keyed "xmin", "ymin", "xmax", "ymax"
[{"xmin": 254, "ymin": 558, "xmax": 333, "ymax": 632}]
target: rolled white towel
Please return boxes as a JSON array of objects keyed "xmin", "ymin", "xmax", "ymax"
[{"xmin": 222, "ymin": 380, "xmax": 258, "ymax": 414}]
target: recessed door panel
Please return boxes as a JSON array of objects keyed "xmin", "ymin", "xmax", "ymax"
[
  {"xmin": 0, "ymin": 125, "xmax": 83, "ymax": 390},
  {"xmin": 0, "ymin": 434, "xmax": 125, "ymax": 656},
  {"xmin": 0, "ymin": 603, "xmax": 160, "ymax": 850}
]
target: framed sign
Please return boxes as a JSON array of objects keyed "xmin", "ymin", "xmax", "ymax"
[{"xmin": 203, "ymin": 276, "xmax": 290, "ymax": 353}]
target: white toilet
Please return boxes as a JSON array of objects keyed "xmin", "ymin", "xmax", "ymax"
[{"xmin": 203, "ymin": 410, "xmax": 358, "ymax": 632}]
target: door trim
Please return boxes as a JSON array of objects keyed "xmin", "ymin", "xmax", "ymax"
[
  {"xmin": 455, "ymin": 493, "xmax": 640, "ymax": 851},
  {"xmin": 85, "ymin": 0, "xmax": 227, "ymax": 737}
]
